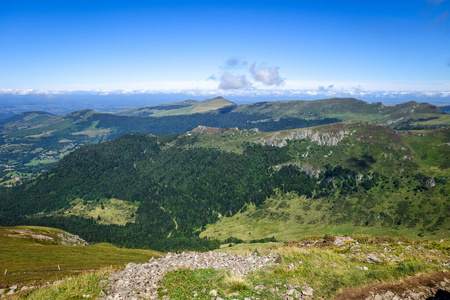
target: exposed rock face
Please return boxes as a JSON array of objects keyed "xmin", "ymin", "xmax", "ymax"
[
  {"xmin": 57, "ymin": 232, "xmax": 89, "ymax": 246},
  {"xmin": 105, "ymin": 251, "xmax": 279, "ymax": 300},
  {"xmin": 191, "ymin": 125, "xmax": 239, "ymax": 135},
  {"xmin": 4, "ymin": 228, "xmax": 88, "ymax": 246},
  {"xmin": 425, "ymin": 179, "xmax": 436, "ymax": 188},
  {"xmin": 259, "ymin": 128, "xmax": 351, "ymax": 147}
]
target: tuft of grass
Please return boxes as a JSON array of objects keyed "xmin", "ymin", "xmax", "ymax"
[
  {"xmin": 18, "ymin": 267, "xmax": 113, "ymax": 300},
  {"xmin": 223, "ymin": 273, "xmax": 249, "ymax": 293},
  {"xmin": 158, "ymin": 268, "xmax": 225, "ymax": 300}
]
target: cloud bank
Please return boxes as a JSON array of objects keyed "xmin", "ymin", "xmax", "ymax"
[
  {"xmin": 214, "ymin": 58, "xmax": 285, "ymax": 90},
  {"xmin": 2, "ymin": 88, "xmax": 449, "ymax": 104},
  {"xmin": 219, "ymin": 73, "xmax": 251, "ymax": 90}
]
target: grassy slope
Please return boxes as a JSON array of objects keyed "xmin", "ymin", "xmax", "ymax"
[
  {"xmin": 17, "ymin": 234, "xmax": 449, "ymax": 299},
  {"xmin": 116, "ymin": 97, "xmax": 235, "ymax": 117},
  {"xmin": 234, "ymin": 98, "xmax": 449, "ymax": 128},
  {"xmin": 234, "ymin": 98, "xmax": 385, "ymax": 121},
  {"xmin": 190, "ymin": 97, "xmax": 235, "ymax": 113},
  {"xmin": 50, "ymin": 198, "xmax": 138, "ymax": 225},
  {"xmin": 163, "ymin": 236, "xmax": 449, "ymax": 300},
  {"xmin": 201, "ymin": 190, "xmax": 449, "ymax": 242},
  {"xmin": 0, "ymin": 226, "xmax": 162, "ymax": 286},
  {"xmin": 149, "ymin": 97, "xmax": 235, "ymax": 116}
]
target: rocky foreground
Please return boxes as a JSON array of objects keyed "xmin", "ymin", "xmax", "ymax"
[
  {"xmin": 103, "ymin": 236, "xmax": 450, "ymax": 300},
  {"xmin": 1, "ymin": 234, "xmax": 448, "ymax": 299},
  {"xmin": 105, "ymin": 251, "xmax": 279, "ymax": 299}
]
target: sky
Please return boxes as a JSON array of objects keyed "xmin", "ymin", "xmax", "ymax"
[{"xmin": 0, "ymin": 0, "xmax": 450, "ymax": 103}]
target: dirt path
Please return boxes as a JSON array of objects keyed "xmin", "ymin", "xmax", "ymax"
[{"xmin": 334, "ymin": 270, "xmax": 450, "ymax": 300}]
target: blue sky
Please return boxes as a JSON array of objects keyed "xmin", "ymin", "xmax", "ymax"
[{"xmin": 0, "ymin": 0, "xmax": 449, "ymax": 102}]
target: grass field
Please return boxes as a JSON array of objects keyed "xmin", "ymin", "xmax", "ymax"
[
  {"xmin": 201, "ymin": 187, "xmax": 450, "ymax": 243},
  {"xmin": 23, "ymin": 158, "xmax": 58, "ymax": 167},
  {"xmin": 154, "ymin": 97, "xmax": 235, "ymax": 116},
  {"xmin": 0, "ymin": 226, "xmax": 162, "ymax": 287},
  {"xmin": 54, "ymin": 198, "xmax": 138, "ymax": 225}
]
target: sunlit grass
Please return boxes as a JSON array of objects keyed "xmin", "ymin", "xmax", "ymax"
[
  {"xmin": 0, "ymin": 226, "xmax": 163, "ymax": 286},
  {"xmin": 19, "ymin": 267, "xmax": 113, "ymax": 300}
]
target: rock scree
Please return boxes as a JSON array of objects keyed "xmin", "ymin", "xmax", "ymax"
[{"xmin": 104, "ymin": 251, "xmax": 279, "ymax": 300}]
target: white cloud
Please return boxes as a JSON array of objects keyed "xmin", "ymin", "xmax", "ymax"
[
  {"xmin": 250, "ymin": 63, "xmax": 284, "ymax": 86},
  {"xmin": 219, "ymin": 72, "xmax": 251, "ymax": 90}
]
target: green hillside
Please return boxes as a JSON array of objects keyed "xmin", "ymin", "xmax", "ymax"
[
  {"xmin": 234, "ymin": 98, "xmax": 450, "ymax": 127},
  {"xmin": 1, "ymin": 121, "xmax": 448, "ymax": 251},
  {"xmin": 0, "ymin": 226, "xmax": 162, "ymax": 286},
  {"xmin": 116, "ymin": 96, "xmax": 236, "ymax": 116},
  {"xmin": 115, "ymin": 99, "xmax": 200, "ymax": 116}
]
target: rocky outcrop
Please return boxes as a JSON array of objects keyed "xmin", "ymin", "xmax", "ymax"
[
  {"xmin": 425, "ymin": 179, "xmax": 436, "ymax": 188},
  {"xmin": 57, "ymin": 232, "xmax": 89, "ymax": 246},
  {"xmin": 4, "ymin": 228, "xmax": 88, "ymax": 246},
  {"xmin": 105, "ymin": 251, "xmax": 279, "ymax": 300},
  {"xmin": 191, "ymin": 126, "xmax": 239, "ymax": 135},
  {"xmin": 259, "ymin": 128, "xmax": 351, "ymax": 147}
]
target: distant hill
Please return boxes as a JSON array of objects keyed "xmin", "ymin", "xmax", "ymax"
[
  {"xmin": 1, "ymin": 121, "xmax": 448, "ymax": 251},
  {"xmin": 116, "ymin": 96, "xmax": 236, "ymax": 117},
  {"xmin": 234, "ymin": 98, "xmax": 449, "ymax": 127},
  {"xmin": 1, "ymin": 97, "xmax": 449, "ymax": 186},
  {"xmin": 438, "ymin": 104, "xmax": 450, "ymax": 113}
]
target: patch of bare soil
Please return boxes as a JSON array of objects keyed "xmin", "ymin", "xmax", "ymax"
[{"xmin": 334, "ymin": 270, "xmax": 450, "ymax": 300}]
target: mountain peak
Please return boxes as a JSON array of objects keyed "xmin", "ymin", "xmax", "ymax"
[{"xmin": 203, "ymin": 96, "xmax": 234, "ymax": 104}]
